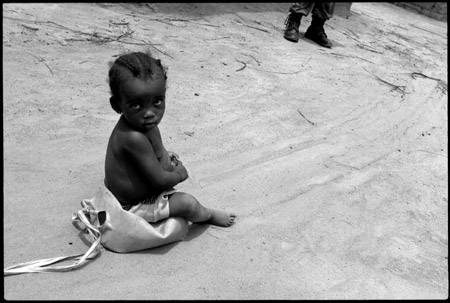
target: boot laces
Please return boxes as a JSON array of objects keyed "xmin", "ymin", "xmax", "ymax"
[
  {"xmin": 284, "ymin": 15, "xmax": 299, "ymax": 31},
  {"xmin": 313, "ymin": 25, "xmax": 327, "ymax": 38}
]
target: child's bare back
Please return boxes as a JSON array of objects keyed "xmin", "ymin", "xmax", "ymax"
[
  {"xmin": 104, "ymin": 51, "xmax": 236, "ymax": 227},
  {"xmin": 105, "ymin": 117, "xmax": 169, "ymax": 205}
]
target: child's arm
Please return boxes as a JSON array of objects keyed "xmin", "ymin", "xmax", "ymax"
[
  {"xmin": 147, "ymin": 127, "xmax": 175, "ymax": 172},
  {"xmin": 124, "ymin": 132, "xmax": 188, "ymax": 189}
]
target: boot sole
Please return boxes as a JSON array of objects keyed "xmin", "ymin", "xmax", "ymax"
[
  {"xmin": 284, "ymin": 34, "xmax": 299, "ymax": 43},
  {"xmin": 304, "ymin": 32, "xmax": 332, "ymax": 48}
]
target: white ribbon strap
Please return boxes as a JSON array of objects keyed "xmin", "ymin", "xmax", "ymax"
[{"xmin": 4, "ymin": 208, "xmax": 102, "ymax": 276}]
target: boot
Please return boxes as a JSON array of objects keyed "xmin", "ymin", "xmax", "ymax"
[
  {"xmin": 283, "ymin": 13, "xmax": 302, "ymax": 43},
  {"xmin": 304, "ymin": 16, "xmax": 333, "ymax": 48}
]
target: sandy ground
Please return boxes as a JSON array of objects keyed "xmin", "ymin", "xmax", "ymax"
[{"xmin": 3, "ymin": 2, "xmax": 448, "ymax": 300}]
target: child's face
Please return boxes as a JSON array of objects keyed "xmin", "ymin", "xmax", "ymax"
[{"xmin": 118, "ymin": 77, "xmax": 166, "ymax": 132}]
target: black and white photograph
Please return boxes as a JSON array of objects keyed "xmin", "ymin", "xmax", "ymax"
[{"xmin": 3, "ymin": 2, "xmax": 448, "ymax": 300}]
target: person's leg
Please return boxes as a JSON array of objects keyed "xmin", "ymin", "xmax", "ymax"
[
  {"xmin": 168, "ymin": 192, "xmax": 236, "ymax": 227},
  {"xmin": 289, "ymin": 2, "xmax": 315, "ymax": 15},
  {"xmin": 311, "ymin": 2, "xmax": 335, "ymax": 20},
  {"xmin": 284, "ymin": 3, "xmax": 314, "ymax": 43},
  {"xmin": 304, "ymin": 2, "xmax": 335, "ymax": 48}
]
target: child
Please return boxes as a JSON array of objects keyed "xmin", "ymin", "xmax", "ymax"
[{"xmin": 104, "ymin": 51, "xmax": 236, "ymax": 227}]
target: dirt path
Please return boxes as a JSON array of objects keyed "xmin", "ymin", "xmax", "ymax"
[{"xmin": 3, "ymin": 3, "xmax": 447, "ymax": 299}]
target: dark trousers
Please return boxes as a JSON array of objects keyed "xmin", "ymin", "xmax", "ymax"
[{"xmin": 289, "ymin": 2, "xmax": 335, "ymax": 20}]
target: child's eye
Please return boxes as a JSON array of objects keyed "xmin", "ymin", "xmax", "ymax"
[
  {"xmin": 129, "ymin": 103, "xmax": 141, "ymax": 110},
  {"xmin": 154, "ymin": 98, "xmax": 164, "ymax": 106}
]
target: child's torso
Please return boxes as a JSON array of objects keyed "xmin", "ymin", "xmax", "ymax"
[{"xmin": 105, "ymin": 122, "xmax": 168, "ymax": 205}]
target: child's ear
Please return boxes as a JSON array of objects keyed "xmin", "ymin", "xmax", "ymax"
[{"xmin": 110, "ymin": 96, "xmax": 122, "ymax": 114}]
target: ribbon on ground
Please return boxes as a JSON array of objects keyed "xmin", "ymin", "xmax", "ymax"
[{"xmin": 4, "ymin": 208, "xmax": 101, "ymax": 276}]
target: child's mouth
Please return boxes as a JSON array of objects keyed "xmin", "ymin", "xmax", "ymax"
[{"xmin": 143, "ymin": 122, "xmax": 156, "ymax": 128}]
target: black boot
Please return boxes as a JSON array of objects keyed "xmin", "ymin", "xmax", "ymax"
[
  {"xmin": 283, "ymin": 13, "xmax": 302, "ymax": 43},
  {"xmin": 304, "ymin": 16, "xmax": 333, "ymax": 48}
]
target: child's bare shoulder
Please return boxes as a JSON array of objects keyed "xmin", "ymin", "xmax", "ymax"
[{"xmin": 112, "ymin": 122, "xmax": 151, "ymax": 151}]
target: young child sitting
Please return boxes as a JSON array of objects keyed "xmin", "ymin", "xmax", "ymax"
[{"xmin": 104, "ymin": 51, "xmax": 236, "ymax": 227}]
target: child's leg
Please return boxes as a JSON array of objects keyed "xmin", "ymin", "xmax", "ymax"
[{"xmin": 168, "ymin": 192, "xmax": 236, "ymax": 227}]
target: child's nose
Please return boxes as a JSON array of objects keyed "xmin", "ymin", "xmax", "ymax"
[{"xmin": 143, "ymin": 109, "xmax": 156, "ymax": 119}]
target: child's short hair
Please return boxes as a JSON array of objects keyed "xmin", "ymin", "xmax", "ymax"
[{"xmin": 108, "ymin": 51, "xmax": 167, "ymax": 113}]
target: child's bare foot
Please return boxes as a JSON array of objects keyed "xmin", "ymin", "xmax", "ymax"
[{"xmin": 205, "ymin": 209, "xmax": 236, "ymax": 227}]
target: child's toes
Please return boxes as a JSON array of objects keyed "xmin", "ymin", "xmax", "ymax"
[{"xmin": 229, "ymin": 215, "xmax": 236, "ymax": 225}]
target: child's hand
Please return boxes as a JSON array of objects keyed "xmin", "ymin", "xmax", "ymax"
[
  {"xmin": 168, "ymin": 151, "xmax": 179, "ymax": 166},
  {"xmin": 173, "ymin": 160, "xmax": 188, "ymax": 181}
]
